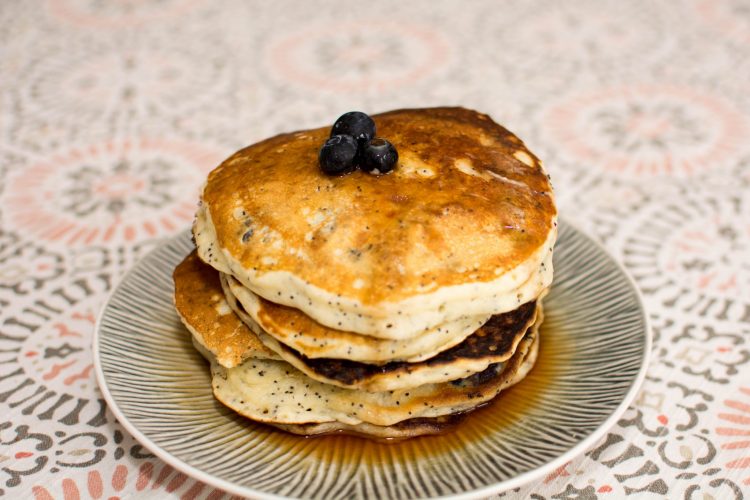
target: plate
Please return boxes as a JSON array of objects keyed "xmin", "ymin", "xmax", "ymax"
[{"xmin": 93, "ymin": 220, "xmax": 650, "ymax": 499}]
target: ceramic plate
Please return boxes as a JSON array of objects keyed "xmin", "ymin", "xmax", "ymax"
[{"xmin": 93, "ymin": 220, "xmax": 650, "ymax": 499}]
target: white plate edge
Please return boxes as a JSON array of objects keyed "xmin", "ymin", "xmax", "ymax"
[{"xmin": 92, "ymin": 220, "xmax": 653, "ymax": 500}]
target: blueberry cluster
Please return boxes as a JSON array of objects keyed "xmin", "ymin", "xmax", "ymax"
[{"xmin": 319, "ymin": 111, "xmax": 399, "ymax": 176}]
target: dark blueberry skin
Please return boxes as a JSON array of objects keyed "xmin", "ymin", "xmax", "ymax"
[
  {"xmin": 319, "ymin": 134, "xmax": 359, "ymax": 176},
  {"xmin": 360, "ymin": 138, "xmax": 398, "ymax": 174},
  {"xmin": 331, "ymin": 111, "xmax": 376, "ymax": 145}
]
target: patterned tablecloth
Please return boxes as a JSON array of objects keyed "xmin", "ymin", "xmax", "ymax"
[{"xmin": 1, "ymin": 1, "xmax": 749, "ymax": 498}]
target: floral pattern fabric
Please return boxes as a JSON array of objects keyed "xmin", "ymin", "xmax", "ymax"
[{"xmin": 1, "ymin": 0, "xmax": 749, "ymax": 498}]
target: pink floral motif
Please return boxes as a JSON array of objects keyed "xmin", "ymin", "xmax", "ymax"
[
  {"xmin": 46, "ymin": 0, "xmax": 203, "ymax": 28},
  {"xmin": 2, "ymin": 138, "xmax": 221, "ymax": 246},
  {"xmin": 481, "ymin": 0, "xmax": 669, "ymax": 69},
  {"xmin": 0, "ymin": 230, "xmax": 64, "ymax": 294},
  {"xmin": 267, "ymin": 21, "xmax": 450, "ymax": 92},
  {"xmin": 696, "ymin": 0, "xmax": 750, "ymax": 45},
  {"xmin": 544, "ymin": 84, "xmax": 748, "ymax": 177},
  {"xmin": 716, "ymin": 387, "xmax": 750, "ymax": 486},
  {"xmin": 543, "ymin": 461, "xmax": 571, "ymax": 483},
  {"xmin": 31, "ymin": 462, "xmax": 234, "ymax": 499},
  {"xmin": 19, "ymin": 304, "xmax": 99, "ymax": 392},
  {"xmin": 663, "ymin": 217, "xmax": 750, "ymax": 298},
  {"xmin": 22, "ymin": 45, "xmax": 231, "ymax": 126}
]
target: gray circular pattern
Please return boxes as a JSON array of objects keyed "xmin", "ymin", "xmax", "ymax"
[{"xmin": 93, "ymin": 220, "xmax": 650, "ymax": 499}]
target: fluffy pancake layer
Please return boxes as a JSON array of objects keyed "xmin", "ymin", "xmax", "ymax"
[
  {"xmin": 173, "ymin": 252, "xmax": 278, "ymax": 367},
  {"xmin": 195, "ymin": 334, "xmax": 538, "ymax": 439},
  {"xmin": 222, "ymin": 274, "xmax": 539, "ymax": 391},
  {"xmin": 194, "ymin": 107, "xmax": 557, "ymax": 338},
  {"xmin": 174, "ymin": 252, "xmax": 541, "ymax": 436},
  {"xmin": 211, "ymin": 331, "xmax": 538, "ymax": 427},
  {"xmin": 221, "ymin": 273, "xmax": 490, "ymax": 363},
  {"xmin": 272, "ymin": 413, "xmax": 468, "ymax": 440}
]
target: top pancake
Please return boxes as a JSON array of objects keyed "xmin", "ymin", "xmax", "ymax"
[{"xmin": 195, "ymin": 107, "xmax": 557, "ymax": 337}]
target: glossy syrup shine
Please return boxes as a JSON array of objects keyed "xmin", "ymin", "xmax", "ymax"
[{"xmin": 250, "ymin": 321, "xmax": 569, "ymax": 470}]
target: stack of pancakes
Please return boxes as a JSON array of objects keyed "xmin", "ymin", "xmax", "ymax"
[{"xmin": 174, "ymin": 107, "xmax": 557, "ymax": 439}]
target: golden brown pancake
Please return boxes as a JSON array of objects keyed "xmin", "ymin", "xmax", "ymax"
[
  {"xmin": 222, "ymin": 274, "xmax": 539, "ymax": 391},
  {"xmin": 220, "ymin": 272, "xmax": 494, "ymax": 363},
  {"xmin": 271, "ymin": 413, "xmax": 468, "ymax": 440},
  {"xmin": 200, "ymin": 332, "xmax": 537, "ymax": 439},
  {"xmin": 210, "ymin": 329, "xmax": 539, "ymax": 427},
  {"xmin": 194, "ymin": 107, "xmax": 557, "ymax": 338},
  {"xmin": 273, "ymin": 302, "xmax": 536, "ymax": 385},
  {"xmin": 177, "ymin": 252, "xmax": 539, "ymax": 392},
  {"xmin": 272, "ymin": 334, "xmax": 539, "ymax": 439},
  {"xmin": 173, "ymin": 251, "xmax": 277, "ymax": 367},
  {"xmin": 174, "ymin": 249, "xmax": 541, "ymax": 432},
  {"xmin": 178, "ymin": 107, "xmax": 554, "ymax": 438}
]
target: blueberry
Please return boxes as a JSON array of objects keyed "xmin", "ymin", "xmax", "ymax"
[
  {"xmin": 361, "ymin": 138, "xmax": 398, "ymax": 174},
  {"xmin": 331, "ymin": 111, "xmax": 376, "ymax": 145},
  {"xmin": 319, "ymin": 134, "xmax": 358, "ymax": 176}
]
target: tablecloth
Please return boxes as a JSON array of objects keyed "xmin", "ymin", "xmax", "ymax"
[{"xmin": 1, "ymin": 0, "xmax": 749, "ymax": 498}]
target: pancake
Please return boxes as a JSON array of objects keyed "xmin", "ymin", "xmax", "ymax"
[
  {"xmin": 176, "ymin": 252, "xmax": 540, "ymax": 431},
  {"xmin": 188, "ymin": 334, "xmax": 471, "ymax": 439},
  {"xmin": 221, "ymin": 272, "xmax": 490, "ymax": 363},
  {"xmin": 271, "ymin": 339, "xmax": 538, "ymax": 439},
  {"xmin": 210, "ymin": 328, "xmax": 539, "ymax": 427},
  {"xmin": 271, "ymin": 413, "xmax": 468, "ymax": 440},
  {"xmin": 173, "ymin": 251, "xmax": 278, "ymax": 368},
  {"xmin": 194, "ymin": 107, "xmax": 557, "ymax": 338},
  {"xmin": 260, "ymin": 303, "xmax": 537, "ymax": 392},
  {"xmin": 174, "ymin": 252, "xmax": 537, "ymax": 393},
  {"xmin": 181, "ymin": 273, "xmax": 540, "ymax": 436},
  {"xmin": 222, "ymin": 273, "xmax": 539, "ymax": 391},
  {"xmin": 179, "ymin": 107, "xmax": 554, "ymax": 439}
]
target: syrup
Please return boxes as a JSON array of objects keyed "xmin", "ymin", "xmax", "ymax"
[{"xmin": 249, "ymin": 323, "xmax": 571, "ymax": 468}]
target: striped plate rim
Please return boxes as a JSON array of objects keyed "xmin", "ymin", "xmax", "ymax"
[{"xmin": 93, "ymin": 219, "xmax": 651, "ymax": 499}]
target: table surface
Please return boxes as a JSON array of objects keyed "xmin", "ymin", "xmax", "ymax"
[{"xmin": 1, "ymin": 1, "xmax": 749, "ymax": 498}]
